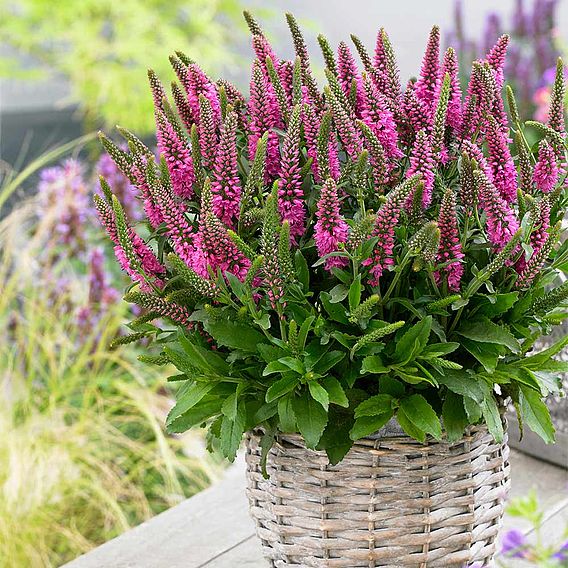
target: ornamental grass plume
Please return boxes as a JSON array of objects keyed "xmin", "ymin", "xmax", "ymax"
[{"xmin": 96, "ymin": 12, "xmax": 568, "ymax": 465}]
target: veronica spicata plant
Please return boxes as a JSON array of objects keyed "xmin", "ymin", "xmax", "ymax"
[{"xmin": 96, "ymin": 12, "xmax": 568, "ymax": 466}]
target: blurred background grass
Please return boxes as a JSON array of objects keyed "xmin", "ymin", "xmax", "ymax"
[{"xmin": 0, "ymin": 1, "xmax": 565, "ymax": 566}]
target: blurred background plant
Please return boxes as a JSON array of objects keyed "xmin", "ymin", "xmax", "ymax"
[
  {"xmin": 447, "ymin": 0, "xmax": 565, "ymax": 120},
  {"xmin": 0, "ymin": 0, "xmax": 245, "ymax": 135},
  {"xmin": 498, "ymin": 492, "xmax": 568, "ymax": 566},
  {"xmin": 0, "ymin": 152, "xmax": 221, "ymax": 567}
]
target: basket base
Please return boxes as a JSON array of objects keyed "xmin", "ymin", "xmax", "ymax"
[{"xmin": 245, "ymin": 428, "xmax": 510, "ymax": 567}]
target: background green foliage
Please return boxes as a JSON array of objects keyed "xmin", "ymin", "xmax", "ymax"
[{"xmin": 0, "ymin": 0, "xmax": 244, "ymax": 134}]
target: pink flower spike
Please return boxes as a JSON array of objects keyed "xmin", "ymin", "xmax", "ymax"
[
  {"xmin": 475, "ymin": 169, "xmax": 519, "ymax": 250},
  {"xmin": 486, "ymin": 116, "xmax": 517, "ymax": 203},
  {"xmin": 211, "ymin": 111, "xmax": 242, "ymax": 227},
  {"xmin": 485, "ymin": 34, "xmax": 510, "ymax": 90},
  {"xmin": 533, "ymin": 140, "xmax": 559, "ymax": 193},
  {"xmin": 155, "ymin": 110, "xmax": 195, "ymax": 199},
  {"xmin": 435, "ymin": 189, "xmax": 464, "ymax": 291},
  {"xmin": 406, "ymin": 130, "xmax": 435, "ymax": 208},
  {"xmin": 516, "ymin": 198, "xmax": 550, "ymax": 273},
  {"xmin": 185, "ymin": 63, "xmax": 221, "ymax": 124},
  {"xmin": 196, "ymin": 213, "xmax": 251, "ymax": 282},
  {"xmin": 363, "ymin": 175, "xmax": 421, "ymax": 285},
  {"xmin": 248, "ymin": 61, "xmax": 281, "ymax": 179},
  {"xmin": 314, "ymin": 178, "xmax": 349, "ymax": 271},
  {"xmin": 415, "ymin": 26, "xmax": 441, "ymax": 114},
  {"xmin": 440, "ymin": 47, "xmax": 462, "ymax": 133},
  {"xmin": 361, "ymin": 74, "xmax": 403, "ymax": 162},
  {"xmin": 337, "ymin": 41, "xmax": 365, "ymax": 116},
  {"xmin": 277, "ymin": 106, "xmax": 305, "ymax": 241}
]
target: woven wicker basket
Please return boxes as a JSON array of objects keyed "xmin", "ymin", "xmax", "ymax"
[{"xmin": 245, "ymin": 426, "xmax": 510, "ymax": 567}]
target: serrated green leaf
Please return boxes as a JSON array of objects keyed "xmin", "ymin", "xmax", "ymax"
[
  {"xmin": 399, "ymin": 394, "xmax": 442, "ymax": 440},
  {"xmin": 205, "ymin": 319, "xmax": 268, "ymax": 352},
  {"xmin": 394, "ymin": 316, "xmax": 432, "ymax": 364},
  {"xmin": 266, "ymin": 375, "xmax": 299, "ymax": 402},
  {"xmin": 292, "ymin": 392, "xmax": 328, "ymax": 448},
  {"xmin": 360, "ymin": 355, "xmax": 389, "ymax": 374},
  {"xmin": 278, "ymin": 395, "xmax": 297, "ymax": 432},
  {"xmin": 320, "ymin": 291, "xmax": 350, "ymax": 324},
  {"xmin": 308, "ymin": 381, "xmax": 330, "ymax": 410},
  {"xmin": 315, "ymin": 350, "xmax": 345, "ymax": 374},
  {"xmin": 349, "ymin": 412, "xmax": 393, "ymax": 440},
  {"xmin": 460, "ymin": 338, "xmax": 502, "ymax": 373},
  {"xmin": 220, "ymin": 401, "xmax": 246, "ymax": 461},
  {"xmin": 456, "ymin": 318, "xmax": 520, "ymax": 354},
  {"xmin": 354, "ymin": 394, "xmax": 395, "ymax": 418},
  {"xmin": 435, "ymin": 369, "xmax": 485, "ymax": 402},
  {"xmin": 348, "ymin": 274, "xmax": 362, "ymax": 311},
  {"xmin": 442, "ymin": 392, "xmax": 468, "ymax": 443},
  {"xmin": 322, "ymin": 377, "xmax": 349, "ymax": 407},
  {"xmin": 329, "ymin": 283, "xmax": 349, "ymax": 303},
  {"xmin": 520, "ymin": 385, "xmax": 555, "ymax": 444},
  {"xmin": 166, "ymin": 382, "xmax": 216, "ymax": 426}
]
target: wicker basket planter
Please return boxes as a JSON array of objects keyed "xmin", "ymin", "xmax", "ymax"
[{"xmin": 245, "ymin": 426, "xmax": 510, "ymax": 567}]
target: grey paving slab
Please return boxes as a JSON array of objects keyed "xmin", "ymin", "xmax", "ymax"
[{"xmin": 65, "ymin": 449, "xmax": 567, "ymax": 568}]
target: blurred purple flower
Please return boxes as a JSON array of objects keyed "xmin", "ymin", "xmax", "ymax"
[
  {"xmin": 553, "ymin": 540, "xmax": 568, "ymax": 561},
  {"xmin": 501, "ymin": 529, "xmax": 529, "ymax": 558}
]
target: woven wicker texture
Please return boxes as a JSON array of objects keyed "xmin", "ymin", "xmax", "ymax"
[{"xmin": 246, "ymin": 427, "xmax": 510, "ymax": 567}]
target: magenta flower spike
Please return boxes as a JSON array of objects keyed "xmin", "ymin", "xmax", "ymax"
[
  {"xmin": 302, "ymin": 103, "xmax": 339, "ymax": 182},
  {"xmin": 361, "ymin": 74, "xmax": 403, "ymax": 163},
  {"xmin": 435, "ymin": 189, "xmax": 464, "ymax": 291},
  {"xmin": 516, "ymin": 198, "xmax": 550, "ymax": 273},
  {"xmin": 486, "ymin": 116, "xmax": 517, "ymax": 203},
  {"xmin": 337, "ymin": 41, "xmax": 365, "ymax": 116},
  {"xmin": 533, "ymin": 139, "xmax": 559, "ymax": 193},
  {"xmin": 325, "ymin": 86, "xmax": 363, "ymax": 160},
  {"xmin": 363, "ymin": 175, "xmax": 421, "ymax": 285},
  {"xmin": 248, "ymin": 61, "xmax": 281, "ymax": 178},
  {"xmin": 212, "ymin": 111, "xmax": 242, "ymax": 227},
  {"xmin": 252, "ymin": 34, "xmax": 284, "ymax": 126},
  {"xmin": 401, "ymin": 80, "xmax": 430, "ymax": 139},
  {"xmin": 373, "ymin": 28, "xmax": 401, "ymax": 103},
  {"xmin": 185, "ymin": 63, "xmax": 221, "ymax": 124},
  {"xmin": 155, "ymin": 110, "xmax": 195, "ymax": 199},
  {"xmin": 277, "ymin": 106, "xmax": 305, "ymax": 241},
  {"xmin": 406, "ymin": 130, "xmax": 435, "ymax": 208},
  {"xmin": 462, "ymin": 140, "xmax": 493, "ymax": 182},
  {"xmin": 314, "ymin": 178, "xmax": 349, "ymax": 271},
  {"xmin": 475, "ymin": 169, "xmax": 520, "ymax": 250},
  {"xmin": 440, "ymin": 48, "xmax": 463, "ymax": 133},
  {"xmin": 485, "ymin": 34, "xmax": 510, "ymax": 90},
  {"xmin": 415, "ymin": 26, "xmax": 441, "ymax": 114},
  {"xmin": 196, "ymin": 213, "xmax": 251, "ymax": 282}
]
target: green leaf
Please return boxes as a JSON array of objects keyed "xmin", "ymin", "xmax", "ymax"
[
  {"xmin": 315, "ymin": 351, "xmax": 345, "ymax": 374},
  {"xmin": 322, "ymin": 377, "xmax": 349, "ymax": 408},
  {"xmin": 394, "ymin": 316, "xmax": 432, "ymax": 364},
  {"xmin": 435, "ymin": 369, "xmax": 485, "ymax": 402},
  {"xmin": 266, "ymin": 375, "xmax": 299, "ymax": 402},
  {"xmin": 477, "ymin": 292, "xmax": 519, "ymax": 317},
  {"xmin": 220, "ymin": 401, "xmax": 247, "ymax": 461},
  {"xmin": 396, "ymin": 408, "xmax": 426, "ymax": 442},
  {"xmin": 456, "ymin": 318, "xmax": 520, "ymax": 354},
  {"xmin": 442, "ymin": 392, "xmax": 468, "ymax": 443},
  {"xmin": 463, "ymin": 396, "xmax": 482, "ymax": 423},
  {"xmin": 360, "ymin": 355, "xmax": 390, "ymax": 374},
  {"xmin": 318, "ymin": 409, "xmax": 354, "ymax": 464},
  {"xmin": 304, "ymin": 341, "xmax": 331, "ymax": 370},
  {"xmin": 329, "ymin": 284, "xmax": 349, "ymax": 303},
  {"xmin": 350, "ymin": 412, "xmax": 393, "ymax": 440},
  {"xmin": 205, "ymin": 319, "xmax": 268, "ymax": 352},
  {"xmin": 320, "ymin": 291, "xmax": 349, "ymax": 324},
  {"xmin": 278, "ymin": 395, "xmax": 297, "ymax": 432},
  {"xmin": 520, "ymin": 386, "xmax": 555, "ymax": 444},
  {"xmin": 278, "ymin": 357, "xmax": 305, "ymax": 374},
  {"xmin": 263, "ymin": 361, "xmax": 294, "ymax": 376},
  {"xmin": 167, "ymin": 397, "xmax": 222, "ymax": 433},
  {"xmin": 460, "ymin": 338, "xmax": 501, "ymax": 373},
  {"xmin": 297, "ymin": 315, "xmax": 315, "ymax": 352},
  {"xmin": 421, "ymin": 342, "xmax": 460, "ymax": 357},
  {"xmin": 221, "ymin": 392, "xmax": 238, "ymax": 420},
  {"xmin": 354, "ymin": 394, "xmax": 395, "ymax": 418},
  {"xmin": 294, "ymin": 250, "xmax": 309, "ymax": 290},
  {"xmin": 258, "ymin": 344, "xmax": 288, "ymax": 363},
  {"xmin": 480, "ymin": 395, "xmax": 504, "ymax": 443},
  {"xmin": 521, "ymin": 334, "xmax": 568, "ymax": 368},
  {"xmin": 348, "ymin": 274, "xmax": 362, "ymax": 311},
  {"xmin": 308, "ymin": 381, "xmax": 330, "ymax": 410},
  {"xmin": 399, "ymin": 394, "xmax": 442, "ymax": 441},
  {"xmin": 292, "ymin": 392, "xmax": 328, "ymax": 448},
  {"xmin": 166, "ymin": 382, "xmax": 216, "ymax": 426},
  {"xmin": 178, "ymin": 332, "xmax": 229, "ymax": 374},
  {"xmin": 379, "ymin": 376, "xmax": 406, "ymax": 397}
]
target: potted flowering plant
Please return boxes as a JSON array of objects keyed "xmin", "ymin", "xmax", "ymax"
[{"xmin": 96, "ymin": 12, "xmax": 567, "ymax": 567}]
